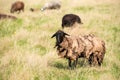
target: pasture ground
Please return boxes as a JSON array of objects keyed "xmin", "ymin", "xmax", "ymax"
[{"xmin": 0, "ymin": 0, "xmax": 120, "ymax": 80}]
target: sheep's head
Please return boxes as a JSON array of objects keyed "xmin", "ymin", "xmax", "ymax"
[
  {"xmin": 10, "ymin": 8, "xmax": 14, "ymax": 13},
  {"xmin": 30, "ymin": 8, "xmax": 34, "ymax": 12},
  {"xmin": 51, "ymin": 30, "xmax": 70, "ymax": 47}
]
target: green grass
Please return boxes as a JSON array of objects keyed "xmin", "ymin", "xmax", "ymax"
[
  {"xmin": 74, "ymin": 6, "xmax": 94, "ymax": 13},
  {"xmin": 0, "ymin": 0, "xmax": 120, "ymax": 80},
  {"xmin": 32, "ymin": 44, "xmax": 47, "ymax": 56},
  {"xmin": 111, "ymin": 63, "xmax": 120, "ymax": 80},
  {"xmin": 0, "ymin": 19, "xmax": 23, "ymax": 37}
]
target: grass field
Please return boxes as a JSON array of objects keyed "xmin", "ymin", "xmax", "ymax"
[{"xmin": 0, "ymin": 0, "xmax": 120, "ymax": 80}]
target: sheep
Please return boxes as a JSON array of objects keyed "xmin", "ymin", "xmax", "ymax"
[
  {"xmin": 29, "ymin": 8, "xmax": 40, "ymax": 12},
  {"xmin": 0, "ymin": 13, "xmax": 17, "ymax": 20},
  {"xmin": 62, "ymin": 14, "xmax": 83, "ymax": 29},
  {"xmin": 41, "ymin": 0, "xmax": 61, "ymax": 11},
  {"xmin": 51, "ymin": 30, "xmax": 105, "ymax": 68},
  {"xmin": 10, "ymin": 1, "xmax": 24, "ymax": 13},
  {"xmin": 30, "ymin": 8, "xmax": 35, "ymax": 12},
  {"xmin": 51, "ymin": 30, "xmax": 79, "ymax": 68}
]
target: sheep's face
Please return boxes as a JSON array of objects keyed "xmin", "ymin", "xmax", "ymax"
[
  {"xmin": 30, "ymin": 8, "xmax": 34, "ymax": 12},
  {"xmin": 51, "ymin": 30, "xmax": 69, "ymax": 46},
  {"xmin": 10, "ymin": 8, "xmax": 14, "ymax": 13}
]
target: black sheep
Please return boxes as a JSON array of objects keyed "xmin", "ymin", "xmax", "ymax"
[{"xmin": 62, "ymin": 14, "xmax": 83, "ymax": 29}]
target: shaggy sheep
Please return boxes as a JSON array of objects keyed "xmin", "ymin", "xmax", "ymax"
[
  {"xmin": 41, "ymin": 0, "xmax": 61, "ymax": 11},
  {"xmin": 62, "ymin": 14, "xmax": 83, "ymax": 29},
  {"xmin": 0, "ymin": 13, "xmax": 17, "ymax": 20},
  {"xmin": 10, "ymin": 1, "xmax": 24, "ymax": 13},
  {"xmin": 51, "ymin": 30, "xmax": 105, "ymax": 68}
]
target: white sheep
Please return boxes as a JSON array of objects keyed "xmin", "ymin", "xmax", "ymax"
[{"xmin": 41, "ymin": 0, "xmax": 61, "ymax": 11}]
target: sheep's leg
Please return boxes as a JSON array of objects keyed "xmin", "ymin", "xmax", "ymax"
[
  {"xmin": 97, "ymin": 53, "xmax": 102, "ymax": 66},
  {"xmin": 68, "ymin": 59, "xmax": 72, "ymax": 68},
  {"xmin": 88, "ymin": 57, "xmax": 92, "ymax": 66},
  {"xmin": 76, "ymin": 58, "xmax": 78, "ymax": 67},
  {"xmin": 91, "ymin": 52, "xmax": 99, "ymax": 66},
  {"xmin": 88, "ymin": 53, "xmax": 94, "ymax": 66},
  {"xmin": 98, "ymin": 57, "xmax": 101, "ymax": 66},
  {"xmin": 73, "ymin": 58, "xmax": 78, "ymax": 68},
  {"xmin": 93, "ymin": 55, "xmax": 98, "ymax": 66}
]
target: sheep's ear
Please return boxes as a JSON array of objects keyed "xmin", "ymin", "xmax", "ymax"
[
  {"xmin": 64, "ymin": 33, "xmax": 70, "ymax": 36},
  {"xmin": 51, "ymin": 33, "xmax": 56, "ymax": 38}
]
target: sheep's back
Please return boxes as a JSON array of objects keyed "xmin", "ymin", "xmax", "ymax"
[{"xmin": 12, "ymin": 1, "xmax": 24, "ymax": 10}]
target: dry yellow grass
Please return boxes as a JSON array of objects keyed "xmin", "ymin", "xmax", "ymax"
[{"xmin": 0, "ymin": 0, "xmax": 120, "ymax": 80}]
